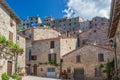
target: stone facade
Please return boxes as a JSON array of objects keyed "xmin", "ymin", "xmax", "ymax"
[
  {"xmin": 78, "ymin": 23, "xmax": 111, "ymax": 49},
  {"xmin": 43, "ymin": 16, "xmax": 108, "ymax": 34},
  {"xmin": 62, "ymin": 44, "xmax": 114, "ymax": 80},
  {"xmin": 17, "ymin": 34, "xmax": 27, "ymax": 74},
  {"xmin": 19, "ymin": 27, "xmax": 60, "ymax": 41},
  {"xmin": 26, "ymin": 37, "xmax": 77, "ymax": 77},
  {"xmin": 0, "ymin": 0, "xmax": 20, "ymax": 79},
  {"xmin": 19, "ymin": 16, "xmax": 42, "ymax": 28}
]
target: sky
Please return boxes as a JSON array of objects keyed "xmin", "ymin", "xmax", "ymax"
[{"xmin": 6, "ymin": 0, "xmax": 111, "ymax": 20}]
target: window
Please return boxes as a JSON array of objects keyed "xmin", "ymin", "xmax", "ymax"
[
  {"xmin": 74, "ymin": 22, "xmax": 76, "ymax": 25},
  {"xmin": 76, "ymin": 55, "xmax": 81, "ymax": 63},
  {"xmin": 31, "ymin": 55, "xmax": 37, "ymax": 60},
  {"xmin": 9, "ymin": 31, "xmax": 13, "ymax": 41},
  {"xmin": 10, "ymin": 19, "xmax": 14, "ymax": 27},
  {"xmin": 29, "ymin": 49, "xmax": 31, "ymax": 60},
  {"xmin": 29, "ymin": 34, "xmax": 32, "ymax": 38},
  {"xmin": 69, "ymin": 23, "xmax": 71, "ymax": 26},
  {"xmin": 94, "ymin": 30, "xmax": 96, "ymax": 32},
  {"xmin": 50, "ymin": 41, "xmax": 55, "ymax": 49},
  {"xmin": 17, "ymin": 36, "xmax": 19, "ymax": 40},
  {"xmin": 67, "ymin": 68, "xmax": 71, "ymax": 73},
  {"xmin": 48, "ymin": 53, "xmax": 57, "ymax": 62},
  {"xmin": 47, "ymin": 67, "xmax": 55, "ymax": 72},
  {"xmin": 30, "ymin": 18, "xmax": 33, "ymax": 20},
  {"xmin": 98, "ymin": 53, "xmax": 104, "ymax": 62},
  {"xmin": 95, "ymin": 67, "xmax": 102, "ymax": 77}
]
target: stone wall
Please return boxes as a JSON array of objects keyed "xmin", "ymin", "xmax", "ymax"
[
  {"xmin": 17, "ymin": 35, "xmax": 26, "ymax": 73},
  {"xmin": 0, "ymin": 2, "xmax": 18, "ymax": 79},
  {"xmin": 115, "ymin": 20, "xmax": 120, "ymax": 70},
  {"xmin": 0, "ymin": 4, "xmax": 17, "ymax": 43},
  {"xmin": 33, "ymin": 28, "xmax": 59, "ymax": 40},
  {"xmin": 60, "ymin": 38, "xmax": 77, "ymax": 56},
  {"xmin": 62, "ymin": 44, "xmax": 114, "ymax": 79}
]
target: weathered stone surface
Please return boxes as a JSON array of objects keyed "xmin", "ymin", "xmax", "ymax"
[{"xmin": 62, "ymin": 44, "xmax": 114, "ymax": 79}]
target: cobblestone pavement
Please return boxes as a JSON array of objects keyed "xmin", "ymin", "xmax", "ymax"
[{"xmin": 22, "ymin": 76, "xmax": 61, "ymax": 80}]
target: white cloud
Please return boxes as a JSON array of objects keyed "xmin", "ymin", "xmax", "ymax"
[{"xmin": 63, "ymin": 0, "xmax": 111, "ymax": 19}]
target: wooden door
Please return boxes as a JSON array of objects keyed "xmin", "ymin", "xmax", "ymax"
[
  {"xmin": 74, "ymin": 68, "xmax": 84, "ymax": 80},
  {"xmin": 7, "ymin": 61, "xmax": 12, "ymax": 76},
  {"xmin": 33, "ymin": 64, "xmax": 37, "ymax": 75}
]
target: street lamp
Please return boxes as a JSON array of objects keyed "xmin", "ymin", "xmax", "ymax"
[{"xmin": 109, "ymin": 39, "xmax": 119, "ymax": 80}]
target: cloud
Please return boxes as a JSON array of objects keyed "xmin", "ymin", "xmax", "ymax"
[{"xmin": 63, "ymin": 0, "xmax": 111, "ymax": 19}]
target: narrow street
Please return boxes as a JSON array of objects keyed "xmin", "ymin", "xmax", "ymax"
[{"xmin": 22, "ymin": 76, "xmax": 60, "ymax": 80}]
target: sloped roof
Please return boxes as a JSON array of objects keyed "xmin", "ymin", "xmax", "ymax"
[
  {"xmin": 0, "ymin": 0, "xmax": 20, "ymax": 23},
  {"xmin": 63, "ymin": 43, "xmax": 114, "ymax": 57},
  {"xmin": 108, "ymin": 0, "xmax": 120, "ymax": 38}
]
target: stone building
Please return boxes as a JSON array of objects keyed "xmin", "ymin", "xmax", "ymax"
[
  {"xmin": 16, "ymin": 34, "xmax": 29, "ymax": 75},
  {"xmin": 0, "ymin": 0, "xmax": 23, "ymax": 78},
  {"xmin": 78, "ymin": 22, "xmax": 111, "ymax": 49},
  {"xmin": 19, "ymin": 16, "xmax": 42, "ymax": 29},
  {"xmin": 44, "ymin": 16, "xmax": 91, "ymax": 33},
  {"xmin": 18, "ymin": 27, "xmax": 77, "ymax": 78},
  {"xmin": 43, "ymin": 16, "xmax": 108, "ymax": 34},
  {"xmin": 90, "ymin": 16, "xmax": 108, "ymax": 27},
  {"xmin": 62, "ymin": 44, "xmax": 114, "ymax": 80},
  {"xmin": 108, "ymin": 0, "xmax": 120, "ymax": 78}
]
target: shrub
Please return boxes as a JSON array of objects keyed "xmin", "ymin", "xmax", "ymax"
[
  {"xmin": 12, "ymin": 73, "xmax": 21, "ymax": 79},
  {"xmin": 1, "ymin": 73, "xmax": 10, "ymax": 80}
]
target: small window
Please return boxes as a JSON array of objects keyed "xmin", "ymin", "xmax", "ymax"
[
  {"xmin": 29, "ymin": 34, "xmax": 32, "ymax": 38},
  {"xmin": 98, "ymin": 53, "xmax": 104, "ymax": 62},
  {"xmin": 94, "ymin": 30, "xmax": 96, "ymax": 32},
  {"xmin": 76, "ymin": 55, "xmax": 81, "ymax": 63},
  {"xmin": 17, "ymin": 36, "xmax": 19, "ymax": 40},
  {"xmin": 95, "ymin": 24, "xmax": 97, "ymax": 26},
  {"xmin": 74, "ymin": 22, "xmax": 76, "ymax": 25},
  {"xmin": 48, "ymin": 54, "xmax": 57, "ymax": 62},
  {"xmin": 67, "ymin": 68, "xmax": 71, "ymax": 73},
  {"xmin": 95, "ymin": 67, "xmax": 102, "ymax": 77},
  {"xmin": 69, "ymin": 23, "xmax": 71, "ymax": 26},
  {"xmin": 31, "ymin": 55, "xmax": 37, "ymax": 60},
  {"xmin": 50, "ymin": 41, "xmax": 55, "ymax": 49},
  {"xmin": 10, "ymin": 19, "xmax": 14, "ymax": 27}
]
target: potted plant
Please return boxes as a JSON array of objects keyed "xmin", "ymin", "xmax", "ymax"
[
  {"xmin": 1, "ymin": 73, "xmax": 10, "ymax": 80},
  {"xmin": 12, "ymin": 73, "xmax": 21, "ymax": 80}
]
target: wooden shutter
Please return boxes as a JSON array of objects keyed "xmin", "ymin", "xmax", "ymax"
[
  {"xmin": 9, "ymin": 31, "xmax": 13, "ymax": 41},
  {"xmin": 48, "ymin": 54, "xmax": 51, "ymax": 62},
  {"xmin": 54, "ymin": 54, "xmax": 57, "ymax": 62},
  {"xmin": 76, "ymin": 55, "xmax": 80, "ymax": 63},
  {"xmin": 29, "ymin": 49, "xmax": 31, "ymax": 60}
]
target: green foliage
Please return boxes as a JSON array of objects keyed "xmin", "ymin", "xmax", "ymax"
[
  {"xmin": 0, "ymin": 36, "xmax": 23, "ymax": 55},
  {"xmin": 101, "ymin": 59, "xmax": 114, "ymax": 80},
  {"xmin": 0, "ymin": 36, "xmax": 6, "ymax": 43},
  {"xmin": 12, "ymin": 73, "xmax": 21, "ymax": 79},
  {"xmin": 99, "ymin": 64, "xmax": 104, "ymax": 68},
  {"xmin": 49, "ymin": 61, "xmax": 59, "ymax": 66},
  {"xmin": 1, "ymin": 73, "xmax": 10, "ymax": 80}
]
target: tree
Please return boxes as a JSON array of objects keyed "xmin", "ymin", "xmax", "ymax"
[
  {"xmin": 0, "ymin": 36, "xmax": 23, "ymax": 73},
  {"xmin": 100, "ymin": 59, "xmax": 114, "ymax": 80}
]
